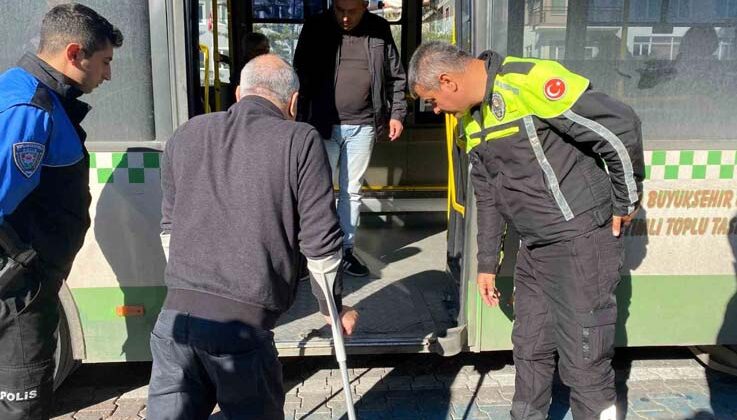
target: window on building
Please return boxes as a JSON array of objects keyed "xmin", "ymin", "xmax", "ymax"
[{"xmin": 199, "ymin": 2, "xmax": 207, "ymax": 24}]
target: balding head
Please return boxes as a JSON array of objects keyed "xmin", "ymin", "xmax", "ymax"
[{"xmin": 237, "ymin": 54, "xmax": 300, "ymax": 111}]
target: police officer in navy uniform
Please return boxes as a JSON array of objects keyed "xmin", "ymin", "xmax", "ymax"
[
  {"xmin": 0, "ymin": 4, "xmax": 122, "ymax": 419},
  {"xmin": 409, "ymin": 42, "xmax": 644, "ymax": 420}
]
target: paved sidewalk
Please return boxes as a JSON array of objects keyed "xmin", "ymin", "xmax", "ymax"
[{"xmin": 51, "ymin": 351, "xmax": 737, "ymax": 420}]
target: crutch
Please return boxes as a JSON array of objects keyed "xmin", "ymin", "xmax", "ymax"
[{"xmin": 307, "ymin": 256, "xmax": 357, "ymax": 420}]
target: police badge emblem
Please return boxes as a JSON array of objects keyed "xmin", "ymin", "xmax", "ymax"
[
  {"xmin": 13, "ymin": 142, "xmax": 45, "ymax": 178},
  {"xmin": 491, "ymin": 92, "xmax": 505, "ymax": 121}
]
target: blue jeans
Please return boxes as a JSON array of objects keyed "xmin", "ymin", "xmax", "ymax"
[{"xmin": 324, "ymin": 124, "xmax": 375, "ymax": 250}]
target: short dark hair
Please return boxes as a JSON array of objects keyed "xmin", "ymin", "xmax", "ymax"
[
  {"xmin": 38, "ymin": 3, "xmax": 123, "ymax": 55},
  {"xmin": 241, "ymin": 32, "xmax": 270, "ymax": 63}
]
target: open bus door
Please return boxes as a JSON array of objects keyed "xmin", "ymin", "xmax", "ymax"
[{"xmin": 183, "ymin": 0, "xmax": 468, "ymax": 356}]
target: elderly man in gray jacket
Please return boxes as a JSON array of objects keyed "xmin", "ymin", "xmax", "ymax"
[{"xmin": 148, "ymin": 54, "xmax": 358, "ymax": 420}]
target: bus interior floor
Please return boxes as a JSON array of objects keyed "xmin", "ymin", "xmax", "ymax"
[{"xmin": 274, "ymin": 213, "xmax": 459, "ymax": 354}]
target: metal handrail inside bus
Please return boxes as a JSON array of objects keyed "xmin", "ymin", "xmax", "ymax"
[
  {"xmin": 211, "ymin": 0, "xmax": 222, "ymax": 112},
  {"xmin": 199, "ymin": 44, "xmax": 211, "ymax": 113}
]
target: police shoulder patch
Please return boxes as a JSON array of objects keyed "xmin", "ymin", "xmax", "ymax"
[
  {"xmin": 12, "ymin": 142, "xmax": 45, "ymax": 178},
  {"xmin": 491, "ymin": 93, "xmax": 506, "ymax": 121}
]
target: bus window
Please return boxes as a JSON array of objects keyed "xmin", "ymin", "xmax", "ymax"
[
  {"xmin": 199, "ymin": 0, "xmax": 231, "ymax": 85},
  {"xmin": 457, "ymin": 0, "xmax": 472, "ymax": 52},
  {"xmin": 253, "ymin": 0, "xmax": 323, "ymax": 19},
  {"xmin": 416, "ymin": 0, "xmax": 456, "ymax": 114},
  {"xmin": 508, "ymin": 0, "xmax": 737, "ymax": 142},
  {"xmin": 368, "ymin": 0, "xmax": 403, "ymax": 21},
  {"xmin": 369, "ymin": 0, "xmax": 403, "ymax": 56},
  {"xmin": 421, "ymin": 0, "xmax": 454, "ymax": 44},
  {"xmin": 252, "ymin": 23, "xmax": 303, "ymax": 63},
  {"xmin": 249, "ymin": 1, "xmax": 326, "ymax": 64},
  {"xmin": 0, "ymin": 1, "xmax": 156, "ymax": 142}
]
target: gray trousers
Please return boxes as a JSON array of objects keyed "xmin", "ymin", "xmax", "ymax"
[
  {"xmin": 510, "ymin": 225, "xmax": 623, "ymax": 420},
  {"xmin": 147, "ymin": 310, "xmax": 284, "ymax": 420}
]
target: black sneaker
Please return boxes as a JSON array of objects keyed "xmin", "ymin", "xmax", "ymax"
[{"xmin": 342, "ymin": 249, "xmax": 369, "ymax": 277}]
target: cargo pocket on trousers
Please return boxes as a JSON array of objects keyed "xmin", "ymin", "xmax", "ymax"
[{"xmin": 577, "ymin": 305, "xmax": 617, "ymax": 366}]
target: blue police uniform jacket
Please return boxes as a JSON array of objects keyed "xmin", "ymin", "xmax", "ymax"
[{"xmin": 0, "ymin": 53, "xmax": 92, "ymax": 276}]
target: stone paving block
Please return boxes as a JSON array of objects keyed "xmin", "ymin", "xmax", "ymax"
[
  {"xmin": 351, "ymin": 367, "xmax": 371, "ymax": 376},
  {"xmin": 478, "ymin": 404, "xmax": 512, "ymax": 419},
  {"xmin": 384, "ymin": 390, "xmax": 416, "ymax": 400},
  {"xmin": 634, "ymin": 380, "xmax": 672, "ymax": 394},
  {"xmin": 358, "ymin": 375, "xmax": 383, "ymax": 386},
  {"xmin": 636, "ymin": 410, "xmax": 679, "ymax": 419},
  {"xmin": 449, "ymin": 389, "xmax": 475, "ymax": 403},
  {"xmin": 647, "ymin": 390, "xmax": 688, "ymax": 400},
  {"xmin": 301, "ymin": 376, "xmax": 327, "ymax": 386},
  {"xmin": 450, "ymin": 401, "xmax": 490, "ymax": 419},
  {"xmin": 459, "ymin": 366, "xmax": 480, "ymax": 375},
  {"xmin": 306, "ymin": 369, "xmax": 333, "ymax": 379},
  {"xmin": 413, "ymin": 374, "xmax": 444, "ymax": 390},
  {"xmin": 355, "ymin": 393, "xmax": 387, "ymax": 411},
  {"xmin": 300, "ymin": 395, "xmax": 330, "ymax": 413},
  {"xmin": 299, "ymin": 380, "xmax": 331, "ymax": 395},
  {"xmin": 72, "ymin": 413, "xmax": 106, "ymax": 420},
  {"xmin": 441, "ymin": 376, "xmax": 473, "ymax": 390},
  {"xmin": 75, "ymin": 405, "xmax": 115, "ymax": 418},
  {"xmin": 475, "ymin": 388, "xmax": 508, "ymax": 404},
  {"xmin": 624, "ymin": 408, "xmax": 648, "ymax": 419},
  {"xmin": 51, "ymin": 416, "xmax": 75, "ymax": 420},
  {"xmin": 388, "ymin": 405, "xmax": 422, "ymax": 419},
  {"xmin": 295, "ymin": 412, "xmax": 332, "ymax": 420},
  {"xmin": 629, "ymin": 396, "xmax": 670, "ymax": 416},
  {"xmin": 284, "ymin": 379, "xmax": 302, "ymax": 395},
  {"xmin": 415, "ymin": 390, "xmax": 451, "ymax": 411},
  {"xmin": 107, "ymin": 416, "xmax": 142, "ymax": 420},
  {"xmin": 284, "ymin": 394, "xmax": 302, "ymax": 413},
  {"xmin": 658, "ymin": 398, "xmax": 702, "ymax": 418},
  {"xmin": 665, "ymin": 383, "xmax": 708, "ymax": 395},
  {"xmin": 417, "ymin": 413, "xmax": 454, "ymax": 420},
  {"xmin": 283, "ymin": 408, "xmax": 296, "ymax": 420},
  {"xmin": 354, "ymin": 410, "xmax": 391, "ymax": 420},
  {"xmin": 384, "ymin": 376, "xmax": 413, "ymax": 391},
  {"xmin": 325, "ymin": 398, "xmax": 348, "ymax": 414},
  {"xmin": 650, "ymin": 367, "xmax": 682, "ymax": 380},
  {"xmin": 465, "ymin": 372, "xmax": 485, "ymax": 384},
  {"xmin": 113, "ymin": 400, "xmax": 145, "ymax": 417},
  {"xmin": 499, "ymin": 386, "xmax": 515, "ymax": 402},
  {"xmin": 676, "ymin": 367, "xmax": 707, "ymax": 379},
  {"xmin": 489, "ymin": 373, "xmax": 516, "ymax": 387},
  {"xmin": 327, "ymin": 375, "xmax": 350, "ymax": 388},
  {"xmin": 117, "ymin": 386, "xmax": 149, "ymax": 401},
  {"xmin": 629, "ymin": 369, "xmax": 666, "ymax": 381},
  {"xmin": 361, "ymin": 367, "xmax": 392, "ymax": 378}
]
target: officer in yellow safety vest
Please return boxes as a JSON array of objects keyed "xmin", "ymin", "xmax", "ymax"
[{"xmin": 408, "ymin": 42, "xmax": 644, "ymax": 420}]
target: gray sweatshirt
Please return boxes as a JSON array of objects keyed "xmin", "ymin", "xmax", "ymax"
[{"xmin": 160, "ymin": 96, "xmax": 343, "ymax": 329}]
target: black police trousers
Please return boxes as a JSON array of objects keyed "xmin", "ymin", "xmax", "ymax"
[
  {"xmin": 147, "ymin": 309, "xmax": 285, "ymax": 420},
  {"xmin": 510, "ymin": 225, "xmax": 623, "ymax": 420},
  {"xmin": 0, "ymin": 266, "xmax": 61, "ymax": 420}
]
